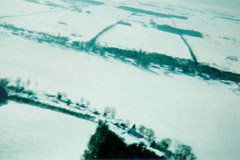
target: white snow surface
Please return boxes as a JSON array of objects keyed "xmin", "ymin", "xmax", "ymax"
[
  {"xmin": 101, "ymin": 0, "xmax": 240, "ymax": 73},
  {"xmin": 0, "ymin": 0, "xmax": 240, "ymax": 160},
  {"xmin": 97, "ymin": 23, "xmax": 191, "ymax": 59},
  {"xmin": 0, "ymin": 31, "xmax": 240, "ymax": 160},
  {"xmin": 1, "ymin": 0, "xmax": 240, "ymax": 72},
  {"xmin": 0, "ymin": 0, "xmax": 124, "ymax": 42},
  {"xmin": 0, "ymin": 101, "xmax": 96, "ymax": 160}
]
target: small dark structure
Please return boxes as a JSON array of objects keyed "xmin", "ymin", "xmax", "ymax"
[{"xmin": 128, "ymin": 124, "xmax": 144, "ymax": 138}]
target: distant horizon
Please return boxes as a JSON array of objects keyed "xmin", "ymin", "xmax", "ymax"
[
  {"xmin": 190, "ymin": 0, "xmax": 240, "ymax": 9},
  {"xmin": 180, "ymin": 0, "xmax": 240, "ymax": 11}
]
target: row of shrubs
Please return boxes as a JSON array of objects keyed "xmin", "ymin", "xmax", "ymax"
[
  {"xmin": 1, "ymin": 78, "xmax": 97, "ymax": 121},
  {"xmin": 9, "ymin": 95, "xmax": 96, "ymax": 122}
]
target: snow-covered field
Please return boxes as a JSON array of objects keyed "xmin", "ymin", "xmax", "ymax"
[
  {"xmin": 0, "ymin": 0, "xmax": 128, "ymax": 42},
  {"xmin": 0, "ymin": 0, "xmax": 240, "ymax": 160},
  {"xmin": 0, "ymin": 102, "xmax": 96, "ymax": 160},
  {"xmin": 97, "ymin": 23, "xmax": 191, "ymax": 59},
  {"xmin": 99, "ymin": 0, "xmax": 240, "ymax": 73},
  {"xmin": 1, "ymin": 0, "xmax": 240, "ymax": 72},
  {"xmin": 1, "ymin": 30, "xmax": 240, "ymax": 160}
]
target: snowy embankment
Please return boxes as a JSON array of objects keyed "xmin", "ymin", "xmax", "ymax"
[{"xmin": 0, "ymin": 101, "xmax": 96, "ymax": 160}]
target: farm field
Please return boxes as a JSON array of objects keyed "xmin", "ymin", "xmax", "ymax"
[
  {"xmin": 0, "ymin": 102, "xmax": 96, "ymax": 160},
  {"xmin": 0, "ymin": 0, "xmax": 240, "ymax": 159}
]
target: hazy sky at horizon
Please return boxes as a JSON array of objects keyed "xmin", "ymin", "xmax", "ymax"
[{"xmin": 181, "ymin": 0, "xmax": 240, "ymax": 10}]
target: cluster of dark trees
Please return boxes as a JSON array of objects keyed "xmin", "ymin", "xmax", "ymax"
[
  {"xmin": 83, "ymin": 121, "xmax": 196, "ymax": 160},
  {"xmin": 151, "ymin": 138, "xmax": 196, "ymax": 160},
  {"xmin": 0, "ymin": 78, "xmax": 9, "ymax": 105},
  {"xmin": 83, "ymin": 121, "xmax": 164, "ymax": 159}
]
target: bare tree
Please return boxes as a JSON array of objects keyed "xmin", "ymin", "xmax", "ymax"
[
  {"xmin": 0, "ymin": 78, "xmax": 9, "ymax": 87},
  {"xmin": 138, "ymin": 125, "xmax": 155, "ymax": 142},
  {"xmin": 103, "ymin": 107, "xmax": 116, "ymax": 119}
]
